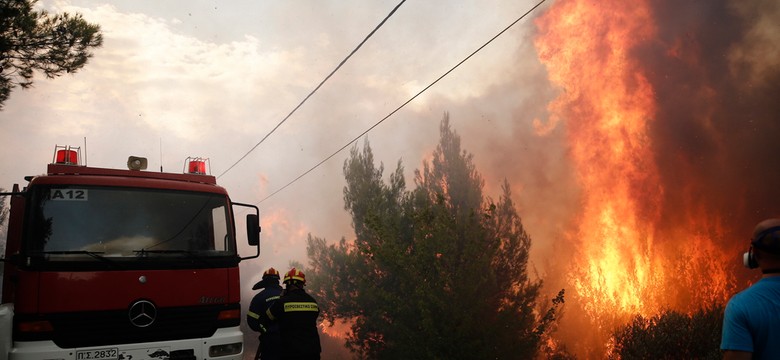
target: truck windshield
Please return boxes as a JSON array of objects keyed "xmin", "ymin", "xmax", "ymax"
[{"xmin": 25, "ymin": 185, "xmax": 236, "ymax": 259}]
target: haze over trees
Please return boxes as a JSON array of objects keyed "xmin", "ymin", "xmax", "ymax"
[
  {"xmin": 305, "ymin": 114, "xmax": 564, "ymax": 359},
  {"xmin": 0, "ymin": 0, "xmax": 102, "ymax": 109}
]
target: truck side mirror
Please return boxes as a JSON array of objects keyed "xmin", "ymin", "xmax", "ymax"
[
  {"xmin": 246, "ymin": 214, "xmax": 260, "ymax": 247},
  {"xmin": 232, "ymin": 201, "xmax": 260, "ymax": 261}
]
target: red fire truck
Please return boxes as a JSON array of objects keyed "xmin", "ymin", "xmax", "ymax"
[{"xmin": 0, "ymin": 146, "xmax": 260, "ymax": 360}]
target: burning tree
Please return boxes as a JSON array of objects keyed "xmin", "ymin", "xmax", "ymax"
[
  {"xmin": 532, "ymin": 0, "xmax": 779, "ymax": 356},
  {"xmin": 305, "ymin": 115, "xmax": 564, "ymax": 359}
]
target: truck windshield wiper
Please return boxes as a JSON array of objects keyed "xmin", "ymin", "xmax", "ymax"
[
  {"xmin": 33, "ymin": 250, "xmax": 124, "ymax": 268},
  {"xmin": 133, "ymin": 249, "xmax": 212, "ymax": 265}
]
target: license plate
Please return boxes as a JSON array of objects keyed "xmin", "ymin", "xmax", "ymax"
[{"xmin": 76, "ymin": 348, "xmax": 118, "ymax": 360}]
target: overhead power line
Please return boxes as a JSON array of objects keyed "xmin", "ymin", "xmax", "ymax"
[
  {"xmin": 217, "ymin": 0, "xmax": 407, "ymax": 179},
  {"xmin": 257, "ymin": 0, "xmax": 548, "ymax": 204}
]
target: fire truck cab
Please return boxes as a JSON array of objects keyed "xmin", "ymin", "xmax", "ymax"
[{"xmin": 0, "ymin": 146, "xmax": 260, "ymax": 360}]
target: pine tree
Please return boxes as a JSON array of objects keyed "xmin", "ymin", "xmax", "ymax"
[
  {"xmin": 307, "ymin": 114, "xmax": 563, "ymax": 359},
  {"xmin": 0, "ymin": 0, "xmax": 102, "ymax": 108}
]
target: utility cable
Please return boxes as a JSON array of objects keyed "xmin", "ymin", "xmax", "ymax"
[
  {"xmin": 217, "ymin": 0, "xmax": 407, "ymax": 179},
  {"xmin": 257, "ymin": 0, "xmax": 548, "ymax": 204}
]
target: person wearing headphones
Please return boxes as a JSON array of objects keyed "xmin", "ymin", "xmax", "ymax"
[
  {"xmin": 247, "ymin": 267, "xmax": 284, "ymax": 360},
  {"xmin": 721, "ymin": 218, "xmax": 780, "ymax": 359},
  {"xmin": 261, "ymin": 268, "xmax": 321, "ymax": 360}
]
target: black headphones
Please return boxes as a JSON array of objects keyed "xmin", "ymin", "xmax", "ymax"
[{"xmin": 743, "ymin": 225, "xmax": 780, "ymax": 270}]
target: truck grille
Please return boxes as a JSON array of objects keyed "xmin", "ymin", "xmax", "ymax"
[{"xmin": 14, "ymin": 304, "xmax": 240, "ymax": 348}]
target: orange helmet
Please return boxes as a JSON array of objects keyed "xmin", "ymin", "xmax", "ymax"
[
  {"xmin": 283, "ymin": 268, "xmax": 306, "ymax": 285},
  {"xmin": 263, "ymin": 267, "xmax": 280, "ymax": 279}
]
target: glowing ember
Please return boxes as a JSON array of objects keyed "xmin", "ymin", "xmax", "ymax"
[{"xmin": 320, "ymin": 319, "xmax": 353, "ymax": 340}]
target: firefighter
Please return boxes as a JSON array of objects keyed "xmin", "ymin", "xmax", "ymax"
[
  {"xmin": 261, "ymin": 268, "xmax": 321, "ymax": 360},
  {"xmin": 247, "ymin": 267, "xmax": 284, "ymax": 360}
]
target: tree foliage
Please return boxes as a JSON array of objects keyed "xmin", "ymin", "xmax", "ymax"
[
  {"xmin": 609, "ymin": 304, "xmax": 724, "ymax": 360},
  {"xmin": 1, "ymin": 189, "xmax": 7, "ymax": 284},
  {"xmin": 0, "ymin": 188, "xmax": 7, "ymax": 248},
  {"xmin": 0, "ymin": 0, "xmax": 102, "ymax": 108},
  {"xmin": 306, "ymin": 114, "xmax": 564, "ymax": 359},
  {"xmin": 0, "ymin": 188, "xmax": 7, "ymax": 228}
]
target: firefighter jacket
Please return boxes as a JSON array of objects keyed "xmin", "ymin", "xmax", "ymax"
[
  {"xmin": 247, "ymin": 281, "xmax": 283, "ymax": 334},
  {"xmin": 263, "ymin": 287, "xmax": 321, "ymax": 358}
]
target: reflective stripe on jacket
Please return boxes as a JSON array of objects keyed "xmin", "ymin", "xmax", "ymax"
[
  {"xmin": 265, "ymin": 287, "xmax": 321, "ymax": 357},
  {"xmin": 247, "ymin": 284, "xmax": 282, "ymax": 333}
]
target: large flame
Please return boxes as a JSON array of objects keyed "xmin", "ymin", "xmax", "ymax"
[
  {"xmin": 533, "ymin": 0, "xmax": 737, "ymax": 353},
  {"xmin": 535, "ymin": 0, "xmax": 664, "ymax": 321}
]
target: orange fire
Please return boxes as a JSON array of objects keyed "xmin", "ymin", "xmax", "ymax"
[
  {"xmin": 535, "ymin": 0, "xmax": 666, "ymax": 319},
  {"xmin": 533, "ymin": 0, "xmax": 736, "ymax": 353}
]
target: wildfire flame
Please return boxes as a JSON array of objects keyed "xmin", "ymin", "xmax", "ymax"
[
  {"xmin": 535, "ymin": 0, "xmax": 665, "ymax": 321},
  {"xmin": 533, "ymin": 0, "xmax": 737, "ymax": 353}
]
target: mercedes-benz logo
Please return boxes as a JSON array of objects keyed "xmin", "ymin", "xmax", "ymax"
[{"xmin": 128, "ymin": 300, "xmax": 157, "ymax": 328}]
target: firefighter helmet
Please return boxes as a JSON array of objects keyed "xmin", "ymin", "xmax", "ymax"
[
  {"xmin": 283, "ymin": 268, "xmax": 306, "ymax": 285},
  {"xmin": 263, "ymin": 267, "xmax": 280, "ymax": 279}
]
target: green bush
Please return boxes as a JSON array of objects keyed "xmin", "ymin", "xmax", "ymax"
[{"xmin": 609, "ymin": 304, "xmax": 723, "ymax": 360}]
